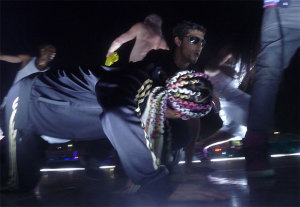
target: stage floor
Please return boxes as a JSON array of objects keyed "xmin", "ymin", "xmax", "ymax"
[{"xmin": 1, "ymin": 153, "xmax": 299, "ymax": 207}]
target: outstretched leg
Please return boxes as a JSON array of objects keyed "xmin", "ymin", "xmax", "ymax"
[{"xmin": 1, "ymin": 80, "xmax": 48, "ymax": 191}]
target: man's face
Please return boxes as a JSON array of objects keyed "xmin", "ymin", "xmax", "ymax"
[
  {"xmin": 40, "ymin": 45, "xmax": 56, "ymax": 62},
  {"xmin": 178, "ymin": 29, "xmax": 205, "ymax": 64}
]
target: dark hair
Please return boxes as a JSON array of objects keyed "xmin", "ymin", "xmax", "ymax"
[
  {"xmin": 206, "ymin": 44, "xmax": 255, "ymax": 81},
  {"xmin": 38, "ymin": 44, "xmax": 56, "ymax": 51},
  {"xmin": 172, "ymin": 20, "xmax": 206, "ymax": 40},
  {"xmin": 206, "ymin": 45, "xmax": 238, "ymax": 69}
]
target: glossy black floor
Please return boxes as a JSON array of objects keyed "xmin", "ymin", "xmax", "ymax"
[{"xmin": 1, "ymin": 154, "xmax": 299, "ymax": 207}]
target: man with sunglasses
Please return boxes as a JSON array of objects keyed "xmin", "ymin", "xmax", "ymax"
[
  {"xmin": 98, "ymin": 20, "xmax": 228, "ymax": 202},
  {"xmin": 141, "ymin": 21, "xmax": 207, "ymax": 175}
]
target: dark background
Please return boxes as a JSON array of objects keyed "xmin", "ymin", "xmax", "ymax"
[
  {"xmin": 0, "ymin": 0, "xmax": 263, "ymax": 96},
  {"xmin": 0, "ymin": 0, "xmax": 298, "ymax": 133}
]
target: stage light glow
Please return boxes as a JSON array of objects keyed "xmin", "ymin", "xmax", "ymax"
[
  {"xmin": 40, "ymin": 152, "xmax": 300, "ymax": 172},
  {"xmin": 40, "ymin": 168, "xmax": 85, "ymax": 172},
  {"xmin": 207, "ymin": 175, "xmax": 247, "ymax": 186},
  {"xmin": 99, "ymin": 166, "xmax": 116, "ymax": 169},
  {"xmin": 211, "ymin": 157, "xmax": 245, "ymax": 162},
  {"xmin": 0, "ymin": 128, "xmax": 4, "ymax": 140},
  {"xmin": 271, "ymin": 152, "xmax": 300, "ymax": 157},
  {"xmin": 204, "ymin": 136, "xmax": 242, "ymax": 150},
  {"xmin": 177, "ymin": 152, "xmax": 300, "ymax": 164}
]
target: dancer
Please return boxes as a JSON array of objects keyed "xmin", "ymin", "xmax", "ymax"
[
  {"xmin": 0, "ymin": 44, "xmax": 56, "ymax": 84},
  {"xmin": 243, "ymin": 0, "xmax": 300, "ymax": 177},
  {"xmin": 191, "ymin": 45, "xmax": 253, "ymax": 168},
  {"xmin": 106, "ymin": 14, "xmax": 169, "ymax": 62},
  {"xmin": 98, "ymin": 20, "xmax": 227, "ymax": 201},
  {"xmin": 0, "ymin": 44, "xmax": 56, "ymax": 142}
]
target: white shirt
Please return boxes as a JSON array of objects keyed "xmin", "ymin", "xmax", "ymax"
[{"xmin": 13, "ymin": 57, "xmax": 49, "ymax": 84}]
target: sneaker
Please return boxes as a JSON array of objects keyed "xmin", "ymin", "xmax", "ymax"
[
  {"xmin": 194, "ymin": 130, "xmax": 232, "ymax": 165},
  {"xmin": 243, "ymin": 131, "xmax": 275, "ymax": 177},
  {"xmin": 194, "ymin": 147, "xmax": 211, "ymax": 165}
]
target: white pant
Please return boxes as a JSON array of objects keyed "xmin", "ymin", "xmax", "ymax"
[{"xmin": 208, "ymin": 71, "xmax": 250, "ymax": 138}]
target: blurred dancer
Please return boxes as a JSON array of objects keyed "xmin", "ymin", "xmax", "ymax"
[
  {"xmin": 106, "ymin": 14, "xmax": 169, "ymax": 62},
  {"xmin": 0, "ymin": 44, "xmax": 56, "ymax": 84},
  {"xmin": 0, "ymin": 44, "xmax": 56, "ymax": 141},
  {"xmin": 189, "ymin": 45, "xmax": 253, "ymax": 169},
  {"xmin": 244, "ymin": 0, "xmax": 300, "ymax": 177}
]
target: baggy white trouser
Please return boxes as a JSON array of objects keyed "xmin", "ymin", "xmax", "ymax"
[
  {"xmin": 1, "ymin": 68, "xmax": 105, "ymax": 191},
  {"xmin": 208, "ymin": 71, "xmax": 250, "ymax": 138},
  {"xmin": 1, "ymin": 77, "xmax": 48, "ymax": 191},
  {"xmin": 100, "ymin": 106, "xmax": 169, "ymax": 185}
]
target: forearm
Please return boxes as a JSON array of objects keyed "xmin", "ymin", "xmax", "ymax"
[
  {"xmin": 0, "ymin": 54, "xmax": 23, "ymax": 63},
  {"xmin": 107, "ymin": 40, "xmax": 122, "ymax": 57},
  {"xmin": 107, "ymin": 33, "xmax": 134, "ymax": 57},
  {"xmin": 107, "ymin": 26, "xmax": 137, "ymax": 57}
]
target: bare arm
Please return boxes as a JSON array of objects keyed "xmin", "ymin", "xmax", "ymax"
[
  {"xmin": 158, "ymin": 38, "xmax": 169, "ymax": 51},
  {"xmin": 106, "ymin": 23, "xmax": 142, "ymax": 57},
  {"xmin": 0, "ymin": 53, "xmax": 31, "ymax": 68}
]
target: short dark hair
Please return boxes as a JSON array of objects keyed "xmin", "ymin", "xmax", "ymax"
[
  {"xmin": 172, "ymin": 20, "xmax": 206, "ymax": 40},
  {"xmin": 39, "ymin": 44, "xmax": 56, "ymax": 51}
]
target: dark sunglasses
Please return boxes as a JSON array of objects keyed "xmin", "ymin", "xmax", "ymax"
[{"xmin": 185, "ymin": 36, "xmax": 206, "ymax": 47}]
